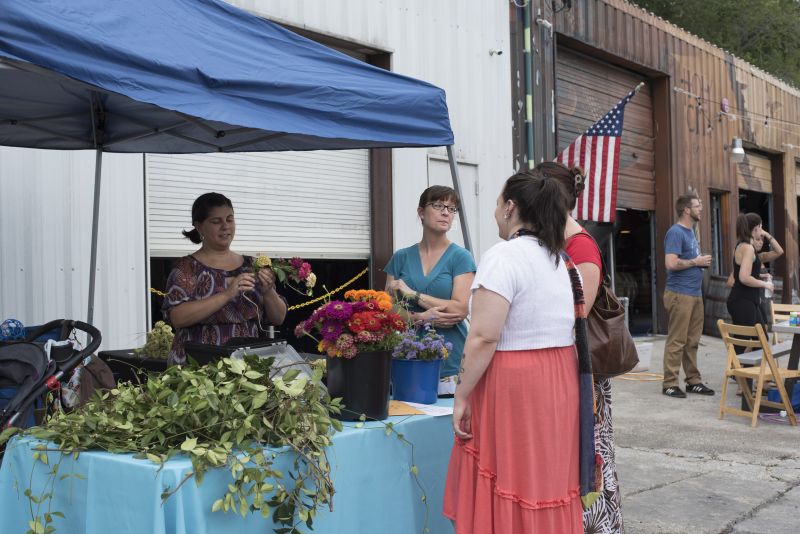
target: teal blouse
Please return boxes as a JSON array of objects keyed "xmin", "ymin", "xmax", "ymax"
[{"xmin": 384, "ymin": 243, "xmax": 476, "ymax": 377}]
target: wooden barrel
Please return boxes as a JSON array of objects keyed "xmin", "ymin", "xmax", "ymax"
[
  {"xmin": 703, "ymin": 275, "xmax": 731, "ymax": 337},
  {"xmin": 703, "ymin": 275, "xmax": 783, "ymax": 336}
]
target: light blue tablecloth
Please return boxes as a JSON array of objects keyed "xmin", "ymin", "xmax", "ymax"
[{"xmin": 0, "ymin": 400, "xmax": 455, "ymax": 534}]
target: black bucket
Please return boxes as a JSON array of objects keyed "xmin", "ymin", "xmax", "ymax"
[{"xmin": 326, "ymin": 350, "xmax": 391, "ymax": 421}]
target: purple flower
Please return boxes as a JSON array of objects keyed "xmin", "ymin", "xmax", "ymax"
[
  {"xmin": 322, "ymin": 301, "xmax": 353, "ymax": 320},
  {"xmin": 321, "ymin": 320, "xmax": 343, "ymax": 341}
]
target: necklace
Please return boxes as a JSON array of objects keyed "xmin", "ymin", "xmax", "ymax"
[{"xmin": 511, "ymin": 228, "xmax": 537, "ymax": 240}]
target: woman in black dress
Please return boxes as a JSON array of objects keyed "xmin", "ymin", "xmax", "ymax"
[{"xmin": 726, "ymin": 213, "xmax": 783, "ymax": 348}]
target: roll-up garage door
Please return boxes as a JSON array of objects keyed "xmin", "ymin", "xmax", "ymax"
[
  {"xmin": 147, "ymin": 150, "xmax": 370, "ymax": 259},
  {"xmin": 736, "ymin": 151, "xmax": 772, "ymax": 193},
  {"xmin": 556, "ymin": 48, "xmax": 655, "ymax": 211}
]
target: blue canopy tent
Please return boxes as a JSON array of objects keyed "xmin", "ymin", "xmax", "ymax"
[{"xmin": 0, "ymin": 0, "xmax": 470, "ymax": 324}]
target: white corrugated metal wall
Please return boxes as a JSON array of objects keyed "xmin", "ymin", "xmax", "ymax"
[
  {"xmin": 0, "ymin": 148, "xmax": 147, "ymax": 349},
  {"xmin": 0, "ymin": 0, "xmax": 512, "ymax": 349},
  {"xmin": 232, "ymin": 0, "xmax": 513, "ymax": 256}
]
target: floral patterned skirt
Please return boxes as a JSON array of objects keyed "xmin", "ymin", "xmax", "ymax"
[{"xmin": 583, "ymin": 378, "xmax": 624, "ymax": 534}]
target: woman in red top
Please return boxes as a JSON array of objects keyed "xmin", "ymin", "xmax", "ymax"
[{"xmin": 537, "ymin": 161, "xmax": 624, "ymax": 533}]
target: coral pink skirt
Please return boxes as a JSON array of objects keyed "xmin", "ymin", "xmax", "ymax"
[{"xmin": 443, "ymin": 346, "xmax": 582, "ymax": 534}]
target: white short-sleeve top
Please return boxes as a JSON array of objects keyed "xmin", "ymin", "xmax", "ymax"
[{"xmin": 471, "ymin": 236, "xmax": 575, "ymax": 350}]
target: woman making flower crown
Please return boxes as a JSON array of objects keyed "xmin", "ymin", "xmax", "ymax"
[
  {"xmin": 384, "ymin": 185, "xmax": 476, "ymax": 395},
  {"xmin": 162, "ymin": 192, "xmax": 287, "ymax": 365}
]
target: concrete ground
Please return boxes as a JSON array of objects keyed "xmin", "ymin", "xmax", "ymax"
[{"xmin": 614, "ymin": 335, "xmax": 800, "ymax": 533}]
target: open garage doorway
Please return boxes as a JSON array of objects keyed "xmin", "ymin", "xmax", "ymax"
[
  {"xmin": 738, "ymin": 189, "xmax": 772, "ymax": 234},
  {"xmin": 585, "ymin": 208, "xmax": 656, "ymax": 336}
]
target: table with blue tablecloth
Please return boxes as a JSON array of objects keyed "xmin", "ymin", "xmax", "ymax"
[{"xmin": 0, "ymin": 400, "xmax": 455, "ymax": 534}]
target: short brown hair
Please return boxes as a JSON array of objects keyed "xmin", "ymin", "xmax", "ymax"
[
  {"xmin": 418, "ymin": 185, "xmax": 460, "ymax": 209},
  {"xmin": 675, "ymin": 193, "xmax": 699, "ymax": 217}
]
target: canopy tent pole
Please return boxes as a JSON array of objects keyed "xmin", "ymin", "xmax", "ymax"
[
  {"xmin": 446, "ymin": 145, "xmax": 472, "ymax": 253},
  {"xmin": 87, "ymin": 147, "xmax": 102, "ymax": 325},
  {"xmin": 87, "ymin": 94, "xmax": 105, "ymax": 325}
]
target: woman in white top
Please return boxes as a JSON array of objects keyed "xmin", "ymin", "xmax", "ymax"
[{"xmin": 443, "ymin": 170, "xmax": 582, "ymax": 533}]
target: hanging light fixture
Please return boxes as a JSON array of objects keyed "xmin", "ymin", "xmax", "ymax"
[{"xmin": 730, "ymin": 137, "xmax": 745, "ymax": 163}]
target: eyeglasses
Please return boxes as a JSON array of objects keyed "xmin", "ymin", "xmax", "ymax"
[{"xmin": 426, "ymin": 201, "xmax": 459, "ymax": 214}]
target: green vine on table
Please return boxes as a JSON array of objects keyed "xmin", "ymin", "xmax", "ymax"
[{"xmin": 1, "ymin": 356, "xmax": 342, "ymax": 534}]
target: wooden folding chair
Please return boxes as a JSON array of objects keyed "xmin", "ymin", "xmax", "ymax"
[
  {"xmin": 717, "ymin": 319, "xmax": 800, "ymax": 427},
  {"xmin": 770, "ymin": 302, "xmax": 800, "ymax": 344}
]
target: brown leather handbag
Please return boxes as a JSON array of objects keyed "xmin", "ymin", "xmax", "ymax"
[
  {"xmin": 587, "ymin": 280, "xmax": 639, "ymax": 378},
  {"xmin": 577, "ymin": 233, "xmax": 639, "ymax": 378}
]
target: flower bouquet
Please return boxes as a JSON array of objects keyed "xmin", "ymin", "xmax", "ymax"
[
  {"xmin": 253, "ymin": 255, "xmax": 316, "ymax": 296},
  {"xmin": 294, "ymin": 289, "xmax": 405, "ymax": 358},
  {"xmin": 391, "ymin": 324, "xmax": 452, "ymax": 404},
  {"xmin": 295, "ymin": 289, "xmax": 407, "ymax": 420},
  {"xmin": 392, "ymin": 323, "xmax": 452, "ymax": 361},
  {"xmin": 133, "ymin": 320, "xmax": 174, "ymax": 359}
]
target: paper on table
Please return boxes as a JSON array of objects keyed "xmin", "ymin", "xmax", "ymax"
[
  {"xmin": 388, "ymin": 400, "xmax": 425, "ymax": 416},
  {"xmin": 402, "ymin": 401, "xmax": 454, "ymax": 417}
]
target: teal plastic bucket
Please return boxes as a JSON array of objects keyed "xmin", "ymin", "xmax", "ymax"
[{"xmin": 391, "ymin": 358, "xmax": 441, "ymax": 405}]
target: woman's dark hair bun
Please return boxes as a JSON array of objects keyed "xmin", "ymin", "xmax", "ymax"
[
  {"xmin": 182, "ymin": 228, "xmax": 203, "ymax": 244},
  {"xmin": 569, "ymin": 166, "xmax": 586, "ymax": 197}
]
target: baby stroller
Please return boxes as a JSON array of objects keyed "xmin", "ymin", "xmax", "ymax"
[{"xmin": 0, "ymin": 319, "xmax": 101, "ymax": 430}]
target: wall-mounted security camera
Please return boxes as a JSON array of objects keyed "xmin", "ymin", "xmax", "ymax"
[{"xmin": 489, "ymin": 48, "xmax": 504, "ymax": 56}]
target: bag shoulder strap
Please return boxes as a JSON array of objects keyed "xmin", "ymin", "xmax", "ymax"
[{"xmin": 567, "ymin": 231, "xmax": 612, "ymax": 287}]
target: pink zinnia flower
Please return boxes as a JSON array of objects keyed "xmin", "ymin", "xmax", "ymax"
[
  {"xmin": 356, "ymin": 330, "xmax": 373, "ymax": 343},
  {"xmin": 336, "ymin": 333, "xmax": 355, "ymax": 350}
]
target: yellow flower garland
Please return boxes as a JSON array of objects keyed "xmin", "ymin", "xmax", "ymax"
[{"xmin": 149, "ymin": 267, "xmax": 369, "ymax": 312}]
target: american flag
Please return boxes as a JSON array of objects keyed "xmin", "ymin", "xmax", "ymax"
[{"xmin": 555, "ymin": 83, "xmax": 643, "ymax": 223}]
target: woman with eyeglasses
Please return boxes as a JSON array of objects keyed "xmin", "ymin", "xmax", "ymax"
[{"xmin": 385, "ymin": 186, "xmax": 476, "ymax": 395}]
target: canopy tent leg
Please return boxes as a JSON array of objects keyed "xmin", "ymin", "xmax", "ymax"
[
  {"xmin": 87, "ymin": 147, "xmax": 102, "ymax": 325},
  {"xmin": 446, "ymin": 145, "xmax": 472, "ymax": 253}
]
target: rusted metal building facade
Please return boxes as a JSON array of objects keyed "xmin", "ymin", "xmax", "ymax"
[{"xmin": 511, "ymin": 0, "xmax": 800, "ymax": 333}]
